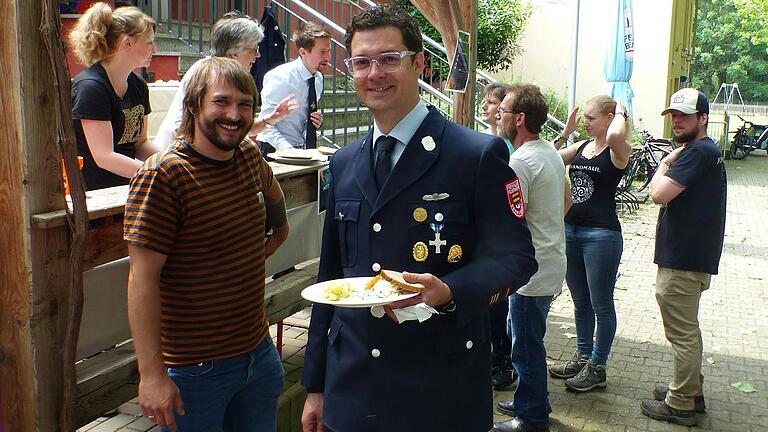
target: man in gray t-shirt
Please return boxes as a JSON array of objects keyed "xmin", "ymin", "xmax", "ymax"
[{"xmin": 493, "ymin": 84, "xmax": 569, "ymax": 432}]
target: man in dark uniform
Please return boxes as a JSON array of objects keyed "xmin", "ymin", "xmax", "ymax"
[{"xmin": 300, "ymin": 6, "xmax": 538, "ymax": 432}]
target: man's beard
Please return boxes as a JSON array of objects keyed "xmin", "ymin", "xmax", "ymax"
[
  {"xmin": 498, "ymin": 122, "xmax": 517, "ymax": 142},
  {"xmin": 197, "ymin": 116, "xmax": 250, "ymax": 151},
  {"xmin": 673, "ymin": 128, "xmax": 698, "ymax": 144}
]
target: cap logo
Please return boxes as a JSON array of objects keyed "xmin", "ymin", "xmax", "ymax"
[{"xmin": 672, "ymin": 94, "xmax": 687, "ymax": 103}]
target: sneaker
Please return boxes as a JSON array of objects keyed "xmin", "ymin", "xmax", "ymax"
[
  {"xmin": 564, "ymin": 361, "xmax": 607, "ymax": 392},
  {"xmin": 653, "ymin": 384, "xmax": 706, "ymax": 413},
  {"xmin": 493, "ymin": 366, "xmax": 519, "ymax": 390},
  {"xmin": 549, "ymin": 351, "xmax": 589, "ymax": 379},
  {"xmin": 641, "ymin": 399, "xmax": 697, "ymax": 426}
]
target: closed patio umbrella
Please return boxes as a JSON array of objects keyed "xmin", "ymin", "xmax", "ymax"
[{"xmin": 604, "ymin": 0, "xmax": 635, "ymax": 115}]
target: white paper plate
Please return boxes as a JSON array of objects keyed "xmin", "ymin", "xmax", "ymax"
[{"xmin": 301, "ymin": 277, "xmax": 418, "ymax": 308}]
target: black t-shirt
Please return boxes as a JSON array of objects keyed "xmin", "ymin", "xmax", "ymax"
[
  {"xmin": 71, "ymin": 62, "xmax": 151, "ymax": 190},
  {"xmin": 654, "ymin": 137, "xmax": 727, "ymax": 274},
  {"xmin": 565, "ymin": 140, "xmax": 626, "ymax": 231}
]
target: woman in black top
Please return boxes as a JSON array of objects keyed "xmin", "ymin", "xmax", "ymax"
[
  {"xmin": 548, "ymin": 95, "xmax": 632, "ymax": 392},
  {"xmin": 69, "ymin": 2, "xmax": 162, "ymax": 190}
]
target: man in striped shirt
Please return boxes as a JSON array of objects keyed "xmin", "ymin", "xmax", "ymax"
[{"xmin": 124, "ymin": 57, "xmax": 289, "ymax": 432}]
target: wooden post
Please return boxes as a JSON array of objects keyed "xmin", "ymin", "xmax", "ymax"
[
  {"xmin": 450, "ymin": 0, "xmax": 477, "ymax": 127},
  {"xmin": 1, "ymin": 1, "xmax": 85, "ymax": 430},
  {"xmin": 410, "ymin": 0, "xmax": 478, "ymax": 128}
]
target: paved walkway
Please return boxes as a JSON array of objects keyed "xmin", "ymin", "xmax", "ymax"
[{"xmin": 80, "ymin": 155, "xmax": 768, "ymax": 431}]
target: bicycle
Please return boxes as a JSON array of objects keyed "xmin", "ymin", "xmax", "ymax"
[
  {"xmin": 729, "ymin": 115, "xmax": 768, "ymax": 160},
  {"xmin": 624, "ymin": 131, "xmax": 674, "ymax": 192}
]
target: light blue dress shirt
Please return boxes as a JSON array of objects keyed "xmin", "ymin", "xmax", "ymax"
[
  {"xmin": 372, "ymin": 100, "xmax": 430, "ymax": 168},
  {"xmin": 257, "ymin": 58, "xmax": 323, "ymax": 150}
]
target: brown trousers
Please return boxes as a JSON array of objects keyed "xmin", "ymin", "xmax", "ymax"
[{"xmin": 655, "ymin": 266, "xmax": 711, "ymax": 411}]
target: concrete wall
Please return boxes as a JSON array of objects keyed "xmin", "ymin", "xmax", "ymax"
[{"xmin": 495, "ymin": 0, "xmax": 677, "ymax": 137}]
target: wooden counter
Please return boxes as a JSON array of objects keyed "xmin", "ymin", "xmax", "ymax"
[{"xmin": 31, "ymin": 161, "xmax": 327, "ymax": 272}]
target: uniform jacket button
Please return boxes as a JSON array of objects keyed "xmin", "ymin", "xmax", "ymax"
[
  {"xmin": 371, "ymin": 348, "xmax": 381, "ymax": 358},
  {"xmin": 372, "ymin": 262, "xmax": 381, "ymax": 272},
  {"xmin": 465, "ymin": 340, "xmax": 474, "ymax": 349},
  {"xmin": 373, "ymin": 222, "xmax": 382, "ymax": 232}
]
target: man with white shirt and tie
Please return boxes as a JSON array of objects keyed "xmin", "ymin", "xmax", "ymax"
[{"xmin": 257, "ymin": 21, "xmax": 330, "ymax": 154}]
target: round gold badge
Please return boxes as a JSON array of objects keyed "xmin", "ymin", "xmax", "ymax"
[
  {"xmin": 413, "ymin": 207, "xmax": 428, "ymax": 223},
  {"xmin": 413, "ymin": 241, "xmax": 429, "ymax": 262},
  {"xmin": 447, "ymin": 244, "xmax": 463, "ymax": 263}
]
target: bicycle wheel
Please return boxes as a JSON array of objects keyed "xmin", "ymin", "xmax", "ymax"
[
  {"xmin": 731, "ymin": 135, "xmax": 752, "ymax": 160},
  {"xmin": 636, "ymin": 158, "xmax": 654, "ymax": 191}
]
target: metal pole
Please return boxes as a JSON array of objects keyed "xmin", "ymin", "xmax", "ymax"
[{"xmin": 568, "ymin": 0, "xmax": 580, "ymax": 117}]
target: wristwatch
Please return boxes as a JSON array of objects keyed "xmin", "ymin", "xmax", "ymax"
[{"xmin": 435, "ymin": 299, "xmax": 456, "ymax": 314}]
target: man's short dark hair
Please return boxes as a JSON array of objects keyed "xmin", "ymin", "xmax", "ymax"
[
  {"xmin": 507, "ymin": 84, "xmax": 549, "ymax": 134},
  {"xmin": 292, "ymin": 21, "xmax": 331, "ymax": 51},
  {"xmin": 344, "ymin": 5, "xmax": 422, "ymax": 54}
]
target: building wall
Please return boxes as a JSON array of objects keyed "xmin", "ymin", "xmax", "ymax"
[{"xmin": 495, "ymin": 0, "xmax": 685, "ymax": 137}]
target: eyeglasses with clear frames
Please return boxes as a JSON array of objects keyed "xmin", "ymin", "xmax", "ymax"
[
  {"xmin": 344, "ymin": 51, "xmax": 416, "ymax": 77},
  {"xmin": 497, "ymin": 107, "xmax": 516, "ymax": 115}
]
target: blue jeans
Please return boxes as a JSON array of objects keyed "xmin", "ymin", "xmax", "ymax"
[
  {"xmin": 163, "ymin": 335, "xmax": 285, "ymax": 432},
  {"xmin": 507, "ymin": 293, "xmax": 553, "ymax": 427},
  {"xmin": 565, "ymin": 224, "xmax": 623, "ymax": 366}
]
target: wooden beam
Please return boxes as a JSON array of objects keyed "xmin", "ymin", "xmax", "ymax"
[
  {"xmin": 451, "ymin": 0, "xmax": 477, "ymax": 127},
  {"xmin": 0, "ymin": 0, "xmax": 38, "ymax": 429},
  {"xmin": 410, "ymin": 0, "xmax": 478, "ymax": 127},
  {"xmin": 1, "ymin": 1, "xmax": 75, "ymax": 431}
]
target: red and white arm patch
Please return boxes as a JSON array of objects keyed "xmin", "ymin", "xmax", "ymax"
[{"xmin": 505, "ymin": 178, "xmax": 526, "ymax": 220}]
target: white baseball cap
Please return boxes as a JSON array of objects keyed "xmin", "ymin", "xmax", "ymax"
[{"xmin": 661, "ymin": 88, "xmax": 709, "ymax": 116}]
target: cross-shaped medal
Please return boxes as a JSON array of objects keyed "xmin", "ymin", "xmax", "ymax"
[{"xmin": 429, "ymin": 231, "xmax": 447, "ymax": 254}]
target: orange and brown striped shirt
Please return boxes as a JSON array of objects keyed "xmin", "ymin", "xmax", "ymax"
[{"xmin": 124, "ymin": 137, "xmax": 280, "ymax": 366}]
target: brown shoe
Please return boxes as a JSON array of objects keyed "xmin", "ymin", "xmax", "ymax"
[
  {"xmin": 652, "ymin": 383, "xmax": 706, "ymax": 413},
  {"xmin": 641, "ymin": 399, "xmax": 697, "ymax": 426}
]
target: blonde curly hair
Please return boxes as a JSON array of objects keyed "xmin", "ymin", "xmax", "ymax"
[{"xmin": 68, "ymin": 2, "xmax": 156, "ymax": 66}]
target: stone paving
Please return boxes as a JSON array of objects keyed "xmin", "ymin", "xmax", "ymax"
[{"xmin": 80, "ymin": 155, "xmax": 768, "ymax": 431}]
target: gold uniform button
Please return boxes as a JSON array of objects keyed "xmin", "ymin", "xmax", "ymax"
[{"xmin": 413, "ymin": 207, "xmax": 428, "ymax": 222}]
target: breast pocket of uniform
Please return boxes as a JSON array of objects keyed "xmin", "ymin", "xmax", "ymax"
[
  {"xmin": 409, "ymin": 200, "xmax": 470, "ymax": 265},
  {"xmin": 335, "ymin": 200, "xmax": 361, "ymax": 267}
]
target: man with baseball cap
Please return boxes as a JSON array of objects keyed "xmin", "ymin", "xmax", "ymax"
[{"xmin": 640, "ymin": 88, "xmax": 727, "ymax": 426}]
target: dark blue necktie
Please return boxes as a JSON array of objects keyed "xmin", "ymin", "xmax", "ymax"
[
  {"xmin": 374, "ymin": 136, "xmax": 397, "ymax": 190},
  {"xmin": 306, "ymin": 76, "xmax": 317, "ymax": 149}
]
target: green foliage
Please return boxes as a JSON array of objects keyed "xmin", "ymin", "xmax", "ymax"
[
  {"xmin": 541, "ymin": 89, "xmax": 587, "ymax": 142},
  {"xmin": 693, "ymin": 0, "xmax": 768, "ymax": 102},
  {"xmin": 394, "ymin": 0, "xmax": 532, "ymax": 73}
]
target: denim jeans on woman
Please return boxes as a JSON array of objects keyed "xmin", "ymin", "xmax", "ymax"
[
  {"xmin": 162, "ymin": 335, "xmax": 285, "ymax": 432},
  {"xmin": 565, "ymin": 223, "xmax": 623, "ymax": 366}
]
